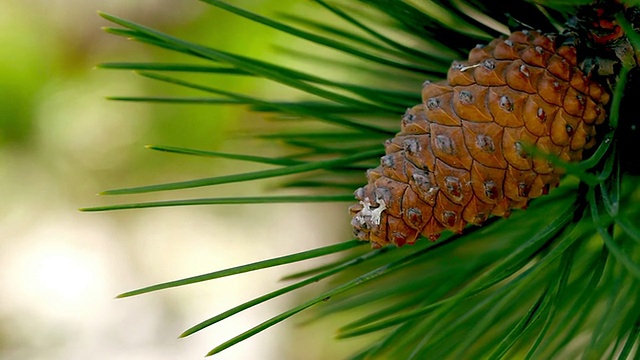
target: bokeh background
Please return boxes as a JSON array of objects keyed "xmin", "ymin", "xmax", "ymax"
[{"xmin": 0, "ymin": 1, "xmax": 359, "ymax": 359}]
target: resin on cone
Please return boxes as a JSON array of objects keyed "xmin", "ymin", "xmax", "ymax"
[{"xmin": 350, "ymin": 30, "xmax": 610, "ymax": 248}]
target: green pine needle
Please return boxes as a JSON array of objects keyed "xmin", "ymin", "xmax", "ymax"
[
  {"xmin": 131, "ymin": 71, "xmax": 395, "ymax": 133},
  {"xmin": 99, "ymin": 12, "xmax": 411, "ymax": 116},
  {"xmin": 145, "ymin": 144, "xmax": 303, "ymax": 165},
  {"xmin": 206, "ymin": 235, "xmax": 460, "ymax": 356},
  {"xmin": 589, "ymin": 188, "xmax": 640, "ymax": 280},
  {"xmin": 180, "ymin": 246, "xmax": 386, "ymax": 338},
  {"xmin": 198, "ymin": 0, "xmax": 442, "ymax": 75},
  {"xmin": 98, "ymin": 62, "xmax": 251, "ymax": 74},
  {"xmin": 100, "ymin": 148, "xmax": 382, "ymax": 195},
  {"xmin": 116, "ymin": 239, "xmax": 365, "ymax": 298},
  {"xmin": 107, "ymin": 96, "xmax": 245, "ymax": 105},
  {"xmin": 81, "ymin": 194, "xmax": 354, "ymax": 212}
]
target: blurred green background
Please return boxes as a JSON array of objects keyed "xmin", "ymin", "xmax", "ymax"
[{"xmin": 0, "ymin": 1, "xmax": 355, "ymax": 359}]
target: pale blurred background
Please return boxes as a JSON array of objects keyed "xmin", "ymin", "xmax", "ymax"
[{"xmin": 0, "ymin": 1, "xmax": 358, "ymax": 359}]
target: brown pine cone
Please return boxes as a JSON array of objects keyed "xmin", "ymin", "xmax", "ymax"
[{"xmin": 350, "ymin": 30, "xmax": 610, "ymax": 248}]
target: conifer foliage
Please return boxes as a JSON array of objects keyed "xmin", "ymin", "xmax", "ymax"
[{"xmin": 91, "ymin": 1, "xmax": 640, "ymax": 358}]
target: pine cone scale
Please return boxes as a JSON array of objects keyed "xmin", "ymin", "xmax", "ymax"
[
  {"xmin": 488, "ymin": 86, "xmax": 528, "ymax": 127},
  {"xmin": 462, "ymin": 120, "xmax": 508, "ymax": 169}
]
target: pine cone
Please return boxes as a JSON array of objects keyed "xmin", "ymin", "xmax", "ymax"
[{"xmin": 350, "ymin": 30, "xmax": 610, "ymax": 248}]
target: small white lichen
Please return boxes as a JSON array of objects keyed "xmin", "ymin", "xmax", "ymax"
[
  {"xmin": 359, "ymin": 197, "xmax": 387, "ymax": 226},
  {"xmin": 458, "ymin": 63, "xmax": 481, "ymax": 72}
]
